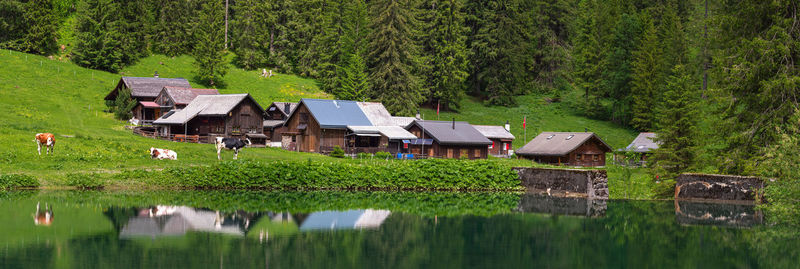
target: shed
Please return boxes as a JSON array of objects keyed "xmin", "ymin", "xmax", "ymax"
[
  {"xmin": 516, "ymin": 132, "xmax": 612, "ymax": 167},
  {"xmin": 474, "ymin": 125, "xmax": 515, "ymax": 157},
  {"xmin": 153, "ymin": 94, "xmax": 265, "ymax": 143},
  {"xmin": 405, "ymin": 120, "xmax": 491, "ymax": 159},
  {"xmin": 618, "ymin": 132, "xmax": 659, "ymax": 166}
]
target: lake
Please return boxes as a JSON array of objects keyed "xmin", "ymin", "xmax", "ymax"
[{"xmin": 0, "ymin": 190, "xmax": 796, "ymax": 268}]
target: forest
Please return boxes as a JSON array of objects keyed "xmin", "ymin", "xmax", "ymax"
[{"xmin": 1, "ymin": 0, "xmax": 799, "ymax": 223}]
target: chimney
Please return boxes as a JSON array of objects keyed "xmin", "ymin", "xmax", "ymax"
[
  {"xmin": 452, "ymin": 118, "xmax": 456, "ymax": 129},
  {"xmin": 284, "ymin": 103, "xmax": 291, "ymax": 114},
  {"xmin": 154, "ymin": 71, "xmax": 159, "ymax": 78},
  {"xmin": 504, "ymin": 120, "xmax": 510, "ymax": 132},
  {"xmin": 415, "ymin": 109, "xmax": 421, "ymax": 120}
]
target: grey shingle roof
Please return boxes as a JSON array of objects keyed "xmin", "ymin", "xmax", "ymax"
[
  {"xmin": 624, "ymin": 132, "xmax": 659, "ymax": 153},
  {"xmin": 391, "ymin": 116, "xmax": 416, "ymax": 127},
  {"xmin": 270, "ymin": 102, "xmax": 298, "ymax": 117},
  {"xmin": 162, "ymin": 87, "xmax": 219, "ymax": 105},
  {"xmin": 409, "ymin": 120, "xmax": 491, "ymax": 145},
  {"xmin": 263, "ymin": 120, "xmax": 286, "ymax": 128},
  {"xmin": 300, "ymin": 99, "xmax": 373, "ymax": 129},
  {"xmin": 516, "ymin": 132, "xmax": 612, "ymax": 156},
  {"xmin": 118, "ymin": 77, "xmax": 191, "ymax": 98},
  {"xmin": 154, "ymin": 94, "xmax": 256, "ymax": 125},
  {"xmin": 357, "ymin": 102, "xmax": 396, "ymax": 126},
  {"xmin": 473, "ymin": 125, "xmax": 515, "ymax": 140}
]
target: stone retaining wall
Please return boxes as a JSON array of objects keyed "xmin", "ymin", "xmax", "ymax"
[
  {"xmin": 515, "ymin": 194, "xmax": 607, "ymax": 217},
  {"xmin": 512, "ymin": 167, "xmax": 609, "ymax": 199},
  {"xmin": 675, "ymin": 173, "xmax": 765, "ymax": 201}
]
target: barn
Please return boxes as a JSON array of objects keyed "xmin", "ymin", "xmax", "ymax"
[
  {"xmin": 104, "ymin": 76, "xmax": 191, "ymax": 125},
  {"xmin": 405, "ymin": 120, "xmax": 492, "ymax": 159},
  {"xmin": 152, "ymin": 94, "xmax": 266, "ymax": 144},
  {"xmin": 473, "ymin": 124, "xmax": 515, "ymax": 157},
  {"xmin": 516, "ymin": 132, "xmax": 612, "ymax": 167},
  {"xmin": 263, "ymin": 102, "xmax": 297, "ymax": 144}
]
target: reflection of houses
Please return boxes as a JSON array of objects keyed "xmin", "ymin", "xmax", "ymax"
[
  {"xmin": 104, "ymin": 76, "xmax": 191, "ymax": 125},
  {"xmin": 119, "ymin": 206, "xmax": 256, "ymax": 238},
  {"xmin": 298, "ymin": 209, "xmax": 391, "ymax": 230},
  {"xmin": 617, "ymin": 132, "xmax": 659, "ymax": 166},
  {"xmin": 153, "ymin": 94, "xmax": 267, "ymax": 144},
  {"xmin": 474, "ymin": 124, "xmax": 515, "ymax": 157},
  {"xmin": 405, "ymin": 120, "xmax": 491, "ymax": 159},
  {"xmin": 516, "ymin": 132, "xmax": 612, "ymax": 167},
  {"xmin": 263, "ymin": 102, "xmax": 297, "ymax": 145}
]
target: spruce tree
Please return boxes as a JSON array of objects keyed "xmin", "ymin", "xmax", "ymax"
[
  {"xmin": 602, "ymin": 13, "xmax": 643, "ymax": 125},
  {"xmin": 154, "ymin": 0, "xmax": 197, "ymax": 57},
  {"xmin": 367, "ymin": 0, "xmax": 424, "ymax": 115},
  {"xmin": 315, "ymin": 0, "xmax": 347, "ymax": 94},
  {"xmin": 113, "ymin": 86, "xmax": 137, "ymax": 120},
  {"xmin": 331, "ymin": 0, "xmax": 371, "ymax": 100},
  {"xmin": 629, "ymin": 15, "xmax": 663, "ymax": 131},
  {"xmin": 72, "ymin": 0, "xmax": 125, "ymax": 72},
  {"xmin": 337, "ymin": 52, "xmax": 371, "ymax": 101},
  {"xmin": 651, "ymin": 65, "xmax": 697, "ymax": 179},
  {"xmin": 231, "ymin": 0, "xmax": 270, "ymax": 69},
  {"xmin": 23, "ymin": 0, "xmax": 58, "ymax": 55},
  {"xmin": 527, "ymin": 0, "xmax": 571, "ymax": 88},
  {"xmin": 193, "ymin": 0, "xmax": 228, "ymax": 86},
  {"xmin": 418, "ymin": 0, "xmax": 469, "ymax": 110},
  {"xmin": 572, "ymin": 0, "xmax": 605, "ymax": 119},
  {"xmin": 0, "ymin": 0, "xmax": 26, "ymax": 50}
]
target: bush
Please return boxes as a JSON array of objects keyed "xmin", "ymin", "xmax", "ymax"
[
  {"xmin": 375, "ymin": 151, "xmax": 391, "ymax": 160},
  {"xmin": 64, "ymin": 173, "xmax": 105, "ymax": 189},
  {"xmin": 0, "ymin": 174, "xmax": 40, "ymax": 189},
  {"xmin": 330, "ymin": 146, "xmax": 345, "ymax": 158}
]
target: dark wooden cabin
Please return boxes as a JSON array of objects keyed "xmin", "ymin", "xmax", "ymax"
[
  {"xmin": 104, "ymin": 76, "xmax": 191, "ymax": 125},
  {"xmin": 516, "ymin": 132, "xmax": 612, "ymax": 167},
  {"xmin": 153, "ymin": 94, "xmax": 266, "ymax": 144},
  {"xmin": 405, "ymin": 120, "xmax": 492, "ymax": 159},
  {"xmin": 474, "ymin": 124, "xmax": 515, "ymax": 157},
  {"xmin": 263, "ymin": 102, "xmax": 297, "ymax": 143},
  {"xmin": 282, "ymin": 99, "xmax": 373, "ymax": 153},
  {"xmin": 153, "ymin": 87, "xmax": 219, "ymax": 118}
]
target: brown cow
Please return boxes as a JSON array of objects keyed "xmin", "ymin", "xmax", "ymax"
[
  {"xmin": 34, "ymin": 202, "xmax": 54, "ymax": 226},
  {"xmin": 34, "ymin": 133, "xmax": 56, "ymax": 155}
]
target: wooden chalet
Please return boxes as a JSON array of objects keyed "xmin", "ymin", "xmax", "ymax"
[
  {"xmin": 104, "ymin": 76, "xmax": 191, "ymax": 125},
  {"xmin": 263, "ymin": 102, "xmax": 297, "ymax": 143},
  {"xmin": 152, "ymin": 94, "xmax": 267, "ymax": 144},
  {"xmin": 153, "ymin": 86, "xmax": 220, "ymax": 117},
  {"xmin": 516, "ymin": 132, "xmax": 612, "ymax": 167},
  {"xmin": 474, "ymin": 124, "xmax": 515, "ymax": 157},
  {"xmin": 282, "ymin": 99, "xmax": 375, "ymax": 153},
  {"xmin": 405, "ymin": 120, "xmax": 492, "ymax": 159},
  {"xmin": 345, "ymin": 125, "xmax": 418, "ymax": 154},
  {"xmin": 617, "ymin": 132, "xmax": 659, "ymax": 166}
]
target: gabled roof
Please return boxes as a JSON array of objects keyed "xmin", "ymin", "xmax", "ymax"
[
  {"xmin": 516, "ymin": 132, "xmax": 612, "ymax": 156},
  {"xmin": 624, "ymin": 132, "xmax": 659, "ymax": 153},
  {"xmin": 392, "ymin": 116, "xmax": 416, "ymax": 127},
  {"xmin": 154, "ymin": 94, "xmax": 263, "ymax": 125},
  {"xmin": 357, "ymin": 102, "xmax": 396, "ymax": 126},
  {"xmin": 162, "ymin": 86, "xmax": 219, "ymax": 105},
  {"xmin": 268, "ymin": 102, "xmax": 298, "ymax": 117},
  {"xmin": 105, "ymin": 77, "xmax": 191, "ymax": 100},
  {"xmin": 474, "ymin": 125, "xmax": 515, "ymax": 140},
  {"xmin": 294, "ymin": 99, "xmax": 373, "ymax": 129},
  {"xmin": 347, "ymin": 125, "xmax": 418, "ymax": 140},
  {"xmin": 407, "ymin": 120, "xmax": 491, "ymax": 145}
]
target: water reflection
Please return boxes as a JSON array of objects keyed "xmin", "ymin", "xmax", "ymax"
[
  {"xmin": 33, "ymin": 202, "xmax": 54, "ymax": 226},
  {"xmin": 119, "ymin": 206, "xmax": 261, "ymax": 238},
  {"xmin": 675, "ymin": 201, "xmax": 764, "ymax": 228},
  {"xmin": 515, "ymin": 193, "xmax": 607, "ymax": 217}
]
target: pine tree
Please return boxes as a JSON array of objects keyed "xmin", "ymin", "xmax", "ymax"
[
  {"xmin": 0, "ymin": 0, "xmax": 26, "ymax": 50},
  {"xmin": 72, "ymin": 0, "xmax": 125, "ymax": 72},
  {"xmin": 193, "ymin": 0, "xmax": 228, "ymax": 86},
  {"xmin": 315, "ymin": 0, "xmax": 347, "ymax": 94},
  {"xmin": 651, "ymin": 65, "xmax": 697, "ymax": 178},
  {"xmin": 602, "ymin": 12, "xmax": 643, "ymax": 125},
  {"xmin": 113, "ymin": 86, "xmax": 137, "ymax": 120},
  {"xmin": 629, "ymin": 14, "xmax": 663, "ymax": 131},
  {"xmin": 572, "ymin": 0, "xmax": 605, "ymax": 119},
  {"xmin": 367, "ymin": 0, "xmax": 424, "ymax": 115},
  {"xmin": 23, "ymin": 0, "xmax": 58, "ymax": 55},
  {"xmin": 418, "ymin": 0, "xmax": 470, "ymax": 110},
  {"xmin": 231, "ymin": 0, "xmax": 270, "ymax": 69},
  {"xmin": 526, "ymin": 0, "xmax": 572, "ymax": 88},
  {"xmin": 337, "ymin": 52, "xmax": 371, "ymax": 101},
  {"xmin": 154, "ymin": 0, "xmax": 197, "ymax": 57},
  {"xmin": 331, "ymin": 0, "xmax": 371, "ymax": 100}
]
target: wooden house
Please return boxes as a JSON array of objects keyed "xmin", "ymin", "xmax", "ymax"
[
  {"xmin": 516, "ymin": 132, "xmax": 612, "ymax": 167},
  {"xmin": 282, "ymin": 99, "xmax": 374, "ymax": 153},
  {"xmin": 104, "ymin": 76, "xmax": 191, "ymax": 125},
  {"xmin": 474, "ymin": 124, "xmax": 515, "ymax": 157},
  {"xmin": 405, "ymin": 120, "xmax": 492, "ymax": 159},
  {"xmin": 618, "ymin": 132, "xmax": 659, "ymax": 166},
  {"xmin": 153, "ymin": 94, "xmax": 267, "ymax": 144},
  {"xmin": 153, "ymin": 87, "xmax": 219, "ymax": 118},
  {"xmin": 345, "ymin": 125, "xmax": 418, "ymax": 154},
  {"xmin": 263, "ymin": 102, "xmax": 297, "ymax": 143}
]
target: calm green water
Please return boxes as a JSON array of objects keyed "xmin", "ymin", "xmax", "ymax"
[{"xmin": 0, "ymin": 190, "xmax": 796, "ymax": 268}]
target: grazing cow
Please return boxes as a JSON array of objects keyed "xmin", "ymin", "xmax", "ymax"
[
  {"xmin": 34, "ymin": 202, "xmax": 54, "ymax": 226},
  {"xmin": 215, "ymin": 137, "xmax": 251, "ymax": 160},
  {"xmin": 34, "ymin": 133, "xmax": 56, "ymax": 155},
  {"xmin": 150, "ymin": 147, "xmax": 178, "ymax": 160}
]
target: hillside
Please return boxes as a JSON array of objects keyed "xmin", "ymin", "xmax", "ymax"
[{"xmin": 0, "ymin": 50, "xmax": 636, "ymax": 182}]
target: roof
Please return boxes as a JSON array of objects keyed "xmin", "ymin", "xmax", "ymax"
[
  {"xmin": 298, "ymin": 99, "xmax": 373, "ymax": 129},
  {"xmin": 154, "ymin": 94, "xmax": 261, "ymax": 125},
  {"xmin": 347, "ymin": 126, "xmax": 418, "ymax": 140},
  {"xmin": 263, "ymin": 120, "xmax": 286, "ymax": 128},
  {"xmin": 474, "ymin": 125, "xmax": 515, "ymax": 140},
  {"xmin": 624, "ymin": 132, "xmax": 659, "ymax": 153},
  {"xmin": 391, "ymin": 116, "xmax": 416, "ymax": 127},
  {"xmin": 299, "ymin": 210, "xmax": 390, "ymax": 231},
  {"xmin": 408, "ymin": 120, "xmax": 492, "ymax": 145},
  {"xmin": 516, "ymin": 132, "xmax": 612, "ymax": 156},
  {"xmin": 162, "ymin": 87, "xmax": 220, "ymax": 105},
  {"xmin": 269, "ymin": 102, "xmax": 298, "ymax": 117},
  {"xmin": 357, "ymin": 102, "xmax": 396, "ymax": 126},
  {"xmin": 106, "ymin": 77, "xmax": 191, "ymax": 100},
  {"xmin": 139, "ymin": 101, "xmax": 161, "ymax": 108}
]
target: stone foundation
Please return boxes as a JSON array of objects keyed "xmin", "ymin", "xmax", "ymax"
[
  {"xmin": 675, "ymin": 173, "xmax": 765, "ymax": 202},
  {"xmin": 512, "ymin": 167, "xmax": 609, "ymax": 199}
]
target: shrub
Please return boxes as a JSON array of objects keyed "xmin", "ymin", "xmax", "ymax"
[
  {"xmin": 330, "ymin": 146, "xmax": 345, "ymax": 158},
  {"xmin": 0, "ymin": 174, "xmax": 40, "ymax": 189},
  {"xmin": 64, "ymin": 173, "xmax": 105, "ymax": 189},
  {"xmin": 375, "ymin": 151, "xmax": 391, "ymax": 160}
]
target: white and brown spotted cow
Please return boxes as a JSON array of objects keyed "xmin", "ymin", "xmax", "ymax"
[
  {"xmin": 34, "ymin": 202, "xmax": 54, "ymax": 226},
  {"xmin": 150, "ymin": 147, "xmax": 178, "ymax": 160},
  {"xmin": 215, "ymin": 137, "xmax": 251, "ymax": 160},
  {"xmin": 34, "ymin": 133, "xmax": 56, "ymax": 155}
]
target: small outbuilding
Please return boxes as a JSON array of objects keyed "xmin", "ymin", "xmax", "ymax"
[
  {"xmin": 474, "ymin": 124, "xmax": 515, "ymax": 157},
  {"xmin": 405, "ymin": 120, "xmax": 492, "ymax": 159},
  {"xmin": 618, "ymin": 132, "xmax": 659, "ymax": 166},
  {"xmin": 283, "ymin": 99, "xmax": 374, "ymax": 153},
  {"xmin": 345, "ymin": 125, "xmax": 418, "ymax": 154},
  {"xmin": 105, "ymin": 76, "xmax": 191, "ymax": 125},
  {"xmin": 153, "ymin": 94, "xmax": 266, "ymax": 144},
  {"xmin": 516, "ymin": 132, "xmax": 612, "ymax": 167}
]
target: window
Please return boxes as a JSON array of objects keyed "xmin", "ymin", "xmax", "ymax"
[
  {"xmin": 566, "ymin": 135, "xmax": 574, "ymax": 140},
  {"xmin": 474, "ymin": 149, "xmax": 481, "ymax": 158},
  {"xmin": 593, "ymin": 154, "xmax": 599, "ymax": 161},
  {"xmin": 300, "ymin": 113, "xmax": 309, "ymax": 123},
  {"xmin": 547, "ymin": 134, "xmax": 555, "ymax": 140},
  {"xmin": 460, "ymin": 149, "xmax": 468, "ymax": 158},
  {"xmin": 576, "ymin": 154, "xmax": 582, "ymax": 161},
  {"xmin": 489, "ymin": 141, "xmax": 494, "ymax": 149}
]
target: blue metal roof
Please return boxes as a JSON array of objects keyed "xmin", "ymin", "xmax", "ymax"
[
  {"xmin": 301, "ymin": 99, "xmax": 373, "ymax": 129},
  {"xmin": 299, "ymin": 210, "xmax": 365, "ymax": 231}
]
